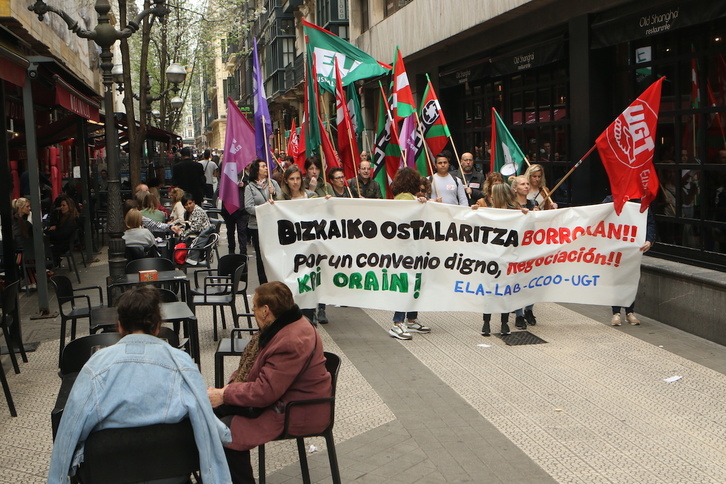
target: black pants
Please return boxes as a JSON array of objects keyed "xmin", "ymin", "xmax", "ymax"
[
  {"xmin": 249, "ymin": 228, "xmax": 267, "ymax": 284},
  {"xmin": 224, "ymin": 447, "xmax": 255, "ymax": 484},
  {"xmin": 224, "ymin": 210, "xmax": 248, "ymax": 254}
]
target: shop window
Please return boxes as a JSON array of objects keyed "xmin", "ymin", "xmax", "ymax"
[{"xmin": 626, "ymin": 21, "xmax": 726, "ymax": 267}]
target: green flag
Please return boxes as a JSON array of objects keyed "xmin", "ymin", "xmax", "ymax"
[
  {"xmin": 304, "ymin": 20, "xmax": 390, "ymax": 93},
  {"xmin": 347, "ymin": 83, "xmax": 364, "ymax": 147},
  {"xmin": 490, "ymin": 108, "xmax": 526, "ymax": 176}
]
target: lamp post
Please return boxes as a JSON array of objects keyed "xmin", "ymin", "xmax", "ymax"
[
  {"xmin": 28, "ymin": 0, "xmax": 168, "ymax": 279},
  {"xmin": 113, "ymin": 63, "xmax": 186, "ymax": 122}
]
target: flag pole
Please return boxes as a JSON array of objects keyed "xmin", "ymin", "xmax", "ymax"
[
  {"xmin": 541, "ymin": 144, "xmax": 596, "ymax": 206},
  {"xmin": 414, "ymin": 111, "xmax": 436, "ymax": 180},
  {"xmin": 262, "ymin": 114, "xmax": 273, "ymax": 201},
  {"xmin": 345, "ymin": 116, "xmax": 362, "ymax": 197}
]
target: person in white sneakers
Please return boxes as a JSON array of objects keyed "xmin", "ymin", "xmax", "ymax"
[
  {"xmin": 604, "ymin": 195, "xmax": 656, "ymax": 326},
  {"xmin": 388, "ymin": 168, "xmax": 431, "ymax": 340}
]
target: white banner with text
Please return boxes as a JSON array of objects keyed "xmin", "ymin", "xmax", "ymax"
[{"xmin": 257, "ymin": 199, "xmax": 646, "ymax": 313}]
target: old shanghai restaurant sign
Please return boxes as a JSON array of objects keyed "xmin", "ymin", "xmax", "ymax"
[{"xmin": 257, "ymin": 199, "xmax": 646, "ymax": 314}]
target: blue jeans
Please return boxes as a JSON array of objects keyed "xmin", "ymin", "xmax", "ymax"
[{"xmin": 393, "ymin": 311, "xmax": 417, "ymax": 323}]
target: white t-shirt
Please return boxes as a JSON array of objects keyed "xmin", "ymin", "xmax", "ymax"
[
  {"xmin": 429, "ymin": 173, "xmax": 468, "ymax": 206},
  {"xmin": 199, "ymin": 160, "xmax": 218, "ymax": 185}
]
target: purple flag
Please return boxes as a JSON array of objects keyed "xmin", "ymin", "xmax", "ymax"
[
  {"xmin": 400, "ymin": 114, "xmax": 420, "ymax": 168},
  {"xmin": 220, "ymin": 97, "xmax": 256, "ymax": 213},
  {"xmin": 253, "ymin": 38, "xmax": 273, "ymax": 167}
]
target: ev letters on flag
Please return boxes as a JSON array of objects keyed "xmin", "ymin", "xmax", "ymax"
[{"xmin": 257, "ymin": 199, "xmax": 647, "ymax": 313}]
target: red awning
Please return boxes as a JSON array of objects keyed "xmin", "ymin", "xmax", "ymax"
[
  {"xmin": 0, "ymin": 57, "xmax": 26, "ymax": 87},
  {"xmin": 53, "ymin": 75, "xmax": 100, "ymax": 122},
  {"xmin": 0, "ymin": 48, "xmax": 28, "ymax": 87}
]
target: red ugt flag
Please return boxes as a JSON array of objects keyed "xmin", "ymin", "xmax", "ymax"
[{"xmin": 596, "ymin": 77, "xmax": 664, "ymax": 215}]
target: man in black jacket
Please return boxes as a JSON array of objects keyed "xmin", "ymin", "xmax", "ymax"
[
  {"xmin": 451, "ymin": 152, "xmax": 484, "ymax": 206},
  {"xmin": 172, "ymin": 147, "xmax": 205, "ymax": 205}
]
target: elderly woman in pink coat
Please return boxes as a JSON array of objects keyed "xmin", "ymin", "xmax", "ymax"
[{"xmin": 207, "ymin": 281, "xmax": 331, "ymax": 483}]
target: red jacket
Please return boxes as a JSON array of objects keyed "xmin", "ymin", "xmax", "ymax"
[{"xmin": 223, "ymin": 316, "xmax": 332, "ymax": 451}]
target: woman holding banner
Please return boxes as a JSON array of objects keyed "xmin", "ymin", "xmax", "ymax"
[
  {"xmin": 302, "ymin": 156, "xmax": 331, "ymax": 197},
  {"xmin": 245, "ymin": 159, "xmax": 280, "ymax": 285},
  {"xmin": 525, "ymin": 164, "xmax": 558, "ymax": 210},
  {"xmin": 479, "ymin": 183, "xmax": 531, "ymax": 336},
  {"xmin": 389, "ymin": 168, "xmax": 431, "ymax": 340}
]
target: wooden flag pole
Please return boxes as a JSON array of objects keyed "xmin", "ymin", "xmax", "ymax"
[
  {"xmin": 413, "ymin": 111, "xmax": 436, "ymax": 180},
  {"xmin": 262, "ymin": 115, "xmax": 273, "ymax": 201},
  {"xmin": 541, "ymin": 144, "xmax": 596, "ymax": 206}
]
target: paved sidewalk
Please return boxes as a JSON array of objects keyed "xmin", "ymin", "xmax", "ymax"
[{"xmin": 2, "ymin": 244, "xmax": 726, "ymax": 483}]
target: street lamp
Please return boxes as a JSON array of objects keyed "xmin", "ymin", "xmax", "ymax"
[{"xmin": 28, "ymin": 0, "xmax": 168, "ymax": 279}]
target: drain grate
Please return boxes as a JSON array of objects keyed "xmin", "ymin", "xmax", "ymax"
[{"xmin": 496, "ymin": 331, "xmax": 548, "ymax": 346}]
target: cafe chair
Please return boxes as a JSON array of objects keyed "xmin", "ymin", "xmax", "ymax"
[
  {"xmin": 214, "ymin": 326, "xmax": 259, "ymax": 388},
  {"xmin": 174, "ymin": 232, "xmax": 219, "ymax": 273},
  {"xmin": 125, "ymin": 257, "xmax": 175, "ymax": 274},
  {"xmin": 50, "ymin": 275, "xmax": 112, "ymax": 367},
  {"xmin": 0, "ymin": 283, "xmax": 20, "ymax": 417},
  {"xmin": 1, "ymin": 280, "xmax": 27, "ymax": 374},
  {"xmin": 59, "ymin": 332, "xmax": 123, "ymax": 377},
  {"xmin": 258, "ymin": 352, "xmax": 342, "ymax": 484},
  {"xmin": 191, "ymin": 254, "xmax": 249, "ymax": 341},
  {"xmin": 56, "ymin": 229, "xmax": 82, "ymax": 283},
  {"xmin": 76, "ymin": 419, "xmax": 201, "ymax": 484},
  {"xmin": 52, "ymin": 332, "xmax": 123, "ymax": 438}
]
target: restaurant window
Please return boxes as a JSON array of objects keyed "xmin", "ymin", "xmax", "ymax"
[
  {"xmin": 447, "ymin": 61, "xmax": 571, "ymax": 203},
  {"xmin": 621, "ymin": 20, "xmax": 726, "ymax": 268}
]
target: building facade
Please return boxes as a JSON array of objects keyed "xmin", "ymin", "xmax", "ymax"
[{"xmin": 350, "ymin": 0, "xmax": 726, "ymax": 272}]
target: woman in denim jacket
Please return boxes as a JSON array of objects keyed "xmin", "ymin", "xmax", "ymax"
[{"xmin": 48, "ymin": 286, "xmax": 232, "ymax": 483}]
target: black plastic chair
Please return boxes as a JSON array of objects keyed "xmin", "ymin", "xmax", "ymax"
[
  {"xmin": 125, "ymin": 257, "xmax": 175, "ymax": 274},
  {"xmin": 50, "ymin": 275, "xmax": 111, "ymax": 367},
  {"xmin": 76, "ymin": 419, "xmax": 200, "ymax": 484},
  {"xmin": 0, "ymin": 280, "xmax": 19, "ymax": 417},
  {"xmin": 258, "ymin": 352, "xmax": 342, "ymax": 484},
  {"xmin": 57, "ymin": 229, "xmax": 82, "ymax": 283},
  {"xmin": 59, "ymin": 332, "xmax": 123, "ymax": 376},
  {"xmin": 191, "ymin": 254, "xmax": 249, "ymax": 341},
  {"xmin": 1, "ymin": 280, "xmax": 27, "ymax": 374},
  {"xmin": 214, "ymin": 326, "xmax": 259, "ymax": 388},
  {"xmin": 174, "ymin": 232, "xmax": 219, "ymax": 273}
]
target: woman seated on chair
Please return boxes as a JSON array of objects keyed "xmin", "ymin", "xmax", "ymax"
[
  {"xmin": 175, "ymin": 192, "xmax": 211, "ymax": 239},
  {"xmin": 45, "ymin": 195, "xmax": 79, "ymax": 266},
  {"xmin": 122, "ymin": 209, "xmax": 157, "ymax": 258},
  {"xmin": 138, "ymin": 191, "xmax": 167, "ymax": 223},
  {"xmin": 207, "ymin": 282, "xmax": 332, "ymax": 484},
  {"xmin": 48, "ymin": 286, "xmax": 232, "ymax": 484}
]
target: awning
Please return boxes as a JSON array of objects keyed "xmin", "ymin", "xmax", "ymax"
[
  {"xmin": 0, "ymin": 47, "xmax": 28, "ymax": 87},
  {"xmin": 112, "ymin": 113, "xmax": 182, "ymax": 144},
  {"xmin": 53, "ymin": 74, "xmax": 100, "ymax": 122}
]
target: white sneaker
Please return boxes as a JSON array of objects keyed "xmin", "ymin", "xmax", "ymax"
[
  {"xmin": 389, "ymin": 324, "xmax": 412, "ymax": 340},
  {"xmin": 611, "ymin": 313, "xmax": 622, "ymax": 326},
  {"xmin": 405, "ymin": 320, "xmax": 431, "ymax": 334},
  {"xmin": 185, "ymin": 258, "xmax": 198, "ymax": 266},
  {"xmin": 626, "ymin": 313, "xmax": 640, "ymax": 325}
]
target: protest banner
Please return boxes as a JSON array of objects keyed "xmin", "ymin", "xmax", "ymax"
[{"xmin": 257, "ymin": 199, "xmax": 646, "ymax": 313}]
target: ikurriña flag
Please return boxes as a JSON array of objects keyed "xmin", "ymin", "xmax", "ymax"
[
  {"xmin": 391, "ymin": 47, "xmax": 415, "ymax": 123},
  {"xmin": 596, "ymin": 76, "xmax": 664, "ymax": 215},
  {"xmin": 220, "ymin": 97, "xmax": 256, "ymax": 213}
]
